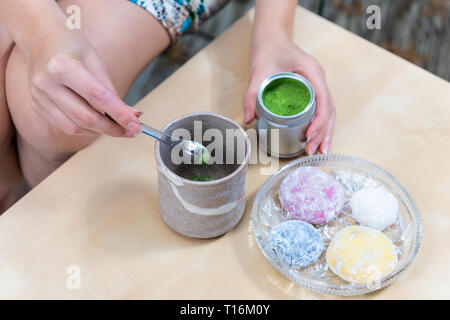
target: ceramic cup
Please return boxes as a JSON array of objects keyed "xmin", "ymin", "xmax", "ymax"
[{"xmin": 155, "ymin": 112, "xmax": 251, "ymax": 238}]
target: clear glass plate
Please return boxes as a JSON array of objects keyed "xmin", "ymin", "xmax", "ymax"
[{"xmin": 252, "ymin": 154, "xmax": 422, "ymax": 296}]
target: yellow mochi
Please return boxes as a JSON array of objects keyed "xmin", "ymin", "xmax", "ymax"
[{"xmin": 326, "ymin": 226, "xmax": 398, "ymax": 284}]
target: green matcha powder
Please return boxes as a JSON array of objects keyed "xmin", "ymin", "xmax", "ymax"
[
  {"xmin": 262, "ymin": 78, "xmax": 311, "ymax": 116},
  {"xmin": 189, "ymin": 173, "xmax": 213, "ymax": 182}
]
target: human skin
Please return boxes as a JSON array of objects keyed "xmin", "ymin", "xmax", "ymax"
[
  {"xmin": 0, "ymin": 0, "xmax": 335, "ymax": 212},
  {"xmin": 0, "ymin": 0, "xmax": 143, "ymax": 138},
  {"xmin": 244, "ymin": 0, "xmax": 336, "ymax": 156},
  {"xmin": 0, "ymin": 21, "xmax": 21, "ymax": 212},
  {"xmin": 1, "ymin": 0, "xmax": 169, "ymax": 191}
]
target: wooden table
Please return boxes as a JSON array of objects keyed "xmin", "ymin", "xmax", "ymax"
[{"xmin": 1, "ymin": 6, "xmax": 449, "ymax": 299}]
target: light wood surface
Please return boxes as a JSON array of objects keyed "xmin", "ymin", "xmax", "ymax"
[{"xmin": 1, "ymin": 7, "xmax": 449, "ymax": 299}]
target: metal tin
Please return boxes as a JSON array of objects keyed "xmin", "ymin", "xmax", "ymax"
[{"xmin": 256, "ymin": 72, "xmax": 316, "ymax": 158}]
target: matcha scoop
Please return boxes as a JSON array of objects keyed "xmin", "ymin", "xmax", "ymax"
[{"xmin": 140, "ymin": 122, "xmax": 210, "ymax": 163}]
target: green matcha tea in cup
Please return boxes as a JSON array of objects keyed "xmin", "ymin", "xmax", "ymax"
[{"xmin": 256, "ymin": 72, "xmax": 316, "ymax": 158}]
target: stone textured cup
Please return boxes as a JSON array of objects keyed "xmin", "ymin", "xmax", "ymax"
[{"xmin": 155, "ymin": 112, "xmax": 251, "ymax": 238}]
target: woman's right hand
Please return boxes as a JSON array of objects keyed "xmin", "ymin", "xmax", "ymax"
[{"xmin": 25, "ymin": 28, "xmax": 141, "ymax": 137}]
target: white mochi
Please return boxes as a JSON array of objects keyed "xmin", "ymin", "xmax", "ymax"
[{"xmin": 349, "ymin": 186, "xmax": 399, "ymax": 230}]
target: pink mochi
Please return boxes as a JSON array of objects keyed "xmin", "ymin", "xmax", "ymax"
[{"xmin": 278, "ymin": 166, "xmax": 345, "ymax": 225}]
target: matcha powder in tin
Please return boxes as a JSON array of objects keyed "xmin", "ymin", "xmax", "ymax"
[{"xmin": 262, "ymin": 78, "xmax": 311, "ymax": 116}]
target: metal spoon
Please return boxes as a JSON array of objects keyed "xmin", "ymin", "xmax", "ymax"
[{"xmin": 140, "ymin": 122, "xmax": 210, "ymax": 163}]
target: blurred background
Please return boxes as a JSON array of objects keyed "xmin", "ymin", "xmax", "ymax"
[{"xmin": 125, "ymin": 0, "xmax": 450, "ymax": 105}]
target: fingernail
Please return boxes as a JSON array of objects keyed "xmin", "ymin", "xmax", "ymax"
[
  {"xmin": 130, "ymin": 106, "xmax": 143, "ymax": 113},
  {"xmin": 305, "ymin": 146, "xmax": 311, "ymax": 156},
  {"xmin": 324, "ymin": 142, "xmax": 330, "ymax": 155},
  {"xmin": 128, "ymin": 107, "xmax": 143, "ymax": 118},
  {"xmin": 243, "ymin": 108, "xmax": 251, "ymax": 124},
  {"xmin": 319, "ymin": 138, "xmax": 330, "ymax": 154},
  {"xmin": 306, "ymin": 144, "xmax": 317, "ymax": 156},
  {"xmin": 123, "ymin": 131, "xmax": 137, "ymax": 138},
  {"xmin": 127, "ymin": 122, "xmax": 141, "ymax": 133},
  {"xmin": 307, "ymin": 131, "xmax": 318, "ymax": 143}
]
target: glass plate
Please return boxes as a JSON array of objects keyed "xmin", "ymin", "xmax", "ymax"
[{"xmin": 252, "ymin": 154, "xmax": 422, "ymax": 296}]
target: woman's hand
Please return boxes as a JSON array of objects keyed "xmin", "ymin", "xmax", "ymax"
[
  {"xmin": 0, "ymin": 0, "xmax": 140, "ymax": 136},
  {"xmin": 25, "ymin": 29, "xmax": 141, "ymax": 137},
  {"xmin": 243, "ymin": 39, "xmax": 336, "ymax": 155}
]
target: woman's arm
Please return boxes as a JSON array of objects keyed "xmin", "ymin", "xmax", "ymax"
[
  {"xmin": 0, "ymin": 0, "xmax": 67, "ymax": 58},
  {"xmin": 244, "ymin": 0, "xmax": 336, "ymax": 155},
  {"xmin": 251, "ymin": 0, "xmax": 296, "ymax": 46},
  {"xmin": 0, "ymin": 0, "xmax": 141, "ymax": 137}
]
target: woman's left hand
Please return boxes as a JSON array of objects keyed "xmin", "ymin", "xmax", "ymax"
[{"xmin": 243, "ymin": 39, "xmax": 336, "ymax": 155}]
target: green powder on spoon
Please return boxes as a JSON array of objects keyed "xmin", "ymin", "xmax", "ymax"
[{"xmin": 262, "ymin": 78, "xmax": 311, "ymax": 116}]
